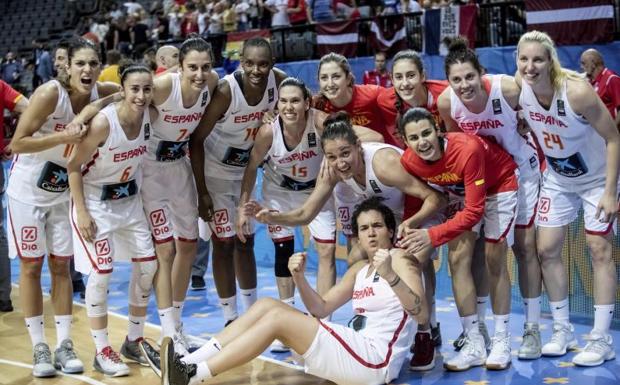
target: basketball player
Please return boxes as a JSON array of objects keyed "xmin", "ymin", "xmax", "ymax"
[
  {"xmin": 7, "ymin": 37, "xmax": 118, "ymax": 378},
  {"xmin": 68, "ymin": 63, "xmax": 157, "ymax": 377},
  {"xmin": 517, "ymin": 30, "xmax": 619, "ymax": 367},
  {"xmin": 437, "ymin": 37, "xmax": 543, "ymax": 360},
  {"xmin": 142, "ymin": 37, "xmax": 218, "ymax": 353},
  {"xmin": 143, "ymin": 197, "xmax": 425, "ymax": 385},
  {"xmin": 189, "ymin": 37, "xmax": 287, "ymax": 326},
  {"xmin": 398, "ymin": 107, "xmax": 519, "ymax": 371}
]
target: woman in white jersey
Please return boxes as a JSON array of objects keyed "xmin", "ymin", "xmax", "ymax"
[
  {"xmin": 437, "ymin": 37, "xmax": 543, "ymax": 361},
  {"xmin": 237, "ymin": 78, "xmax": 382, "ymax": 346},
  {"xmin": 142, "ymin": 37, "xmax": 218, "ymax": 352},
  {"xmin": 68, "ymin": 63, "xmax": 158, "ymax": 377},
  {"xmin": 189, "ymin": 37, "xmax": 287, "ymax": 326},
  {"xmin": 516, "ymin": 31, "xmax": 619, "ymax": 367},
  {"xmin": 143, "ymin": 197, "xmax": 425, "ymax": 385},
  {"xmin": 7, "ymin": 37, "xmax": 118, "ymax": 378}
]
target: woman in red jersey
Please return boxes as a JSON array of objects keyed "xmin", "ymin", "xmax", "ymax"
[{"xmin": 398, "ymin": 107, "xmax": 518, "ymax": 372}]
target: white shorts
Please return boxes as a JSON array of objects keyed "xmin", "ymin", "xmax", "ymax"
[
  {"xmin": 536, "ymin": 171, "xmax": 618, "ymax": 235},
  {"xmin": 302, "ymin": 321, "xmax": 391, "ymax": 385},
  {"xmin": 515, "ymin": 172, "xmax": 540, "ymax": 228},
  {"xmin": 141, "ymin": 159, "xmax": 199, "ymax": 243},
  {"xmin": 71, "ymin": 196, "xmax": 156, "ymax": 275},
  {"xmin": 447, "ymin": 190, "xmax": 518, "ymax": 246},
  {"xmin": 262, "ymin": 181, "xmax": 336, "ymax": 243},
  {"xmin": 198, "ymin": 218, "xmax": 212, "ymax": 241},
  {"xmin": 204, "ymin": 175, "xmax": 254, "ymax": 240},
  {"xmin": 7, "ymin": 198, "xmax": 73, "ymax": 261}
]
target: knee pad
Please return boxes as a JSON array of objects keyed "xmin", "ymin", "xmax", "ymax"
[
  {"xmin": 274, "ymin": 239, "xmax": 294, "ymax": 278},
  {"xmin": 85, "ymin": 271, "xmax": 111, "ymax": 318},
  {"xmin": 129, "ymin": 259, "xmax": 157, "ymax": 307}
]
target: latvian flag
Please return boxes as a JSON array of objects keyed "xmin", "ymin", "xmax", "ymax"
[
  {"xmin": 525, "ymin": 0, "xmax": 614, "ymax": 45},
  {"xmin": 369, "ymin": 15, "xmax": 407, "ymax": 57},
  {"xmin": 423, "ymin": 4, "xmax": 477, "ymax": 56},
  {"xmin": 316, "ymin": 20, "xmax": 358, "ymax": 57}
]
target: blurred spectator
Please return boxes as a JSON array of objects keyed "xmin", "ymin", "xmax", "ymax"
[
  {"xmin": 18, "ymin": 61, "xmax": 34, "ymax": 96},
  {"xmin": 53, "ymin": 39, "xmax": 70, "ymax": 77},
  {"xmin": 362, "ymin": 51, "xmax": 392, "ymax": 87},
  {"xmin": 32, "ymin": 39, "xmax": 53, "ymax": 89},
  {"xmin": 380, "ymin": 0, "xmax": 399, "ymax": 14},
  {"xmin": 235, "ymin": 0, "xmax": 251, "ymax": 31},
  {"xmin": 1, "ymin": 52, "xmax": 23, "ymax": 86},
  {"xmin": 287, "ymin": 0, "xmax": 308, "ymax": 25},
  {"xmin": 398, "ymin": 0, "xmax": 422, "ymax": 12},
  {"xmin": 308, "ymin": 0, "xmax": 336, "ymax": 23},
  {"xmin": 124, "ymin": 1, "xmax": 145, "ymax": 15},
  {"xmin": 114, "ymin": 16, "xmax": 132, "ymax": 56},
  {"xmin": 155, "ymin": 10, "xmax": 171, "ymax": 41},
  {"xmin": 335, "ymin": 0, "xmax": 359, "ymax": 19},
  {"xmin": 265, "ymin": 0, "xmax": 291, "ymax": 27},
  {"xmin": 168, "ymin": 4, "xmax": 184, "ymax": 38},
  {"xmin": 247, "ymin": 0, "xmax": 260, "ymax": 28},
  {"xmin": 98, "ymin": 49, "xmax": 122, "ymax": 84},
  {"xmin": 181, "ymin": 2, "xmax": 200, "ymax": 37},
  {"xmin": 222, "ymin": 1, "xmax": 239, "ymax": 32},
  {"xmin": 197, "ymin": 3, "xmax": 210, "ymax": 35},
  {"xmin": 107, "ymin": 2, "xmax": 124, "ymax": 21},
  {"xmin": 129, "ymin": 15, "xmax": 151, "ymax": 58},
  {"xmin": 580, "ymin": 48, "xmax": 620, "ymax": 126},
  {"xmin": 357, "ymin": 0, "xmax": 379, "ymax": 17},
  {"xmin": 209, "ymin": 2, "xmax": 225, "ymax": 34},
  {"xmin": 156, "ymin": 45, "xmax": 180, "ymax": 74}
]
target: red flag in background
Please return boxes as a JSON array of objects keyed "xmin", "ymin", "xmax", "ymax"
[
  {"xmin": 369, "ymin": 15, "xmax": 407, "ymax": 57},
  {"xmin": 316, "ymin": 20, "xmax": 359, "ymax": 57},
  {"xmin": 525, "ymin": 0, "xmax": 614, "ymax": 45}
]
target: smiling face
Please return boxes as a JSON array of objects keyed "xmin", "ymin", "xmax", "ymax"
[
  {"xmin": 319, "ymin": 61, "xmax": 351, "ymax": 102},
  {"xmin": 517, "ymin": 41, "xmax": 552, "ymax": 88},
  {"xmin": 241, "ymin": 46, "xmax": 272, "ymax": 87},
  {"xmin": 403, "ymin": 118, "xmax": 442, "ymax": 161},
  {"xmin": 180, "ymin": 50, "xmax": 212, "ymax": 91},
  {"xmin": 322, "ymin": 137, "xmax": 363, "ymax": 180},
  {"xmin": 447, "ymin": 61, "xmax": 483, "ymax": 104},
  {"xmin": 392, "ymin": 58, "xmax": 426, "ymax": 106},
  {"xmin": 121, "ymin": 71, "xmax": 153, "ymax": 113},
  {"xmin": 277, "ymin": 85, "xmax": 309, "ymax": 126},
  {"xmin": 68, "ymin": 48, "xmax": 101, "ymax": 95},
  {"xmin": 356, "ymin": 209, "xmax": 393, "ymax": 256},
  {"xmin": 54, "ymin": 48, "xmax": 68, "ymax": 74}
]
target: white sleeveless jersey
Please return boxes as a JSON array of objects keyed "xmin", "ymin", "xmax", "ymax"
[
  {"xmin": 334, "ymin": 143, "xmax": 405, "ymax": 223},
  {"xmin": 263, "ymin": 109, "xmax": 323, "ymax": 191},
  {"xmin": 81, "ymin": 104, "xmax": 150, "ymax": 201},
  {"xmin": 7, "ymin": 80, "xmax": 99, "ymax": 206},
  {"xmin": 204, "ymin": 70, "xmax": 278, "ymax": 180},
  {"xmin": 520, "ymin": 79, "xmax": 607, "ymax": 183},
  {"xmin": 349, "ymin": 264, "xmax": 414, "ymax": 380},
  {"xmin": 147, "ymin": 73, "xmax": 211, "ymax": 163},
  {"xmin": 451, "ymin": 75, "xmax": 538, "ymax": 177}
]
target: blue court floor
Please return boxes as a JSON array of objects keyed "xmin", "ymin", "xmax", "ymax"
[{"xmin": 9, "ymin": 254, "xmax": 620, "ymax": 385}]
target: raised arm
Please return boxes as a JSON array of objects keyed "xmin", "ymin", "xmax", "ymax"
[
  {"xmin": 236, "ymin": 122, "xmax": 273, "ymax": 242},
  {"xmin": 189, "ymin": 79, "xmax": 232, "ymax": 221},
  {"xmin": 67, "ymin": 112, "xmax": 110, "ymax": 243}
]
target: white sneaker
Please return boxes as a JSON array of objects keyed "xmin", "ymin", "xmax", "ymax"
[
  {"xmin": 486, "ymin": 333, "xmax": 512, "ymax": 370},
  {"xmin": 573, "ymin": 333, "xmax": 616, "ymax": 367},
  {"xmin": 93, "ymin": 346, "xmax": 130, "ymax": 377},
  {"xmin": 541, "ymin": 322, "xmax": 578, "ymax": 357},
  {"xmin": 172, "ymin": 332, "xmax": 190, "ymax": 357},
  {"xmin": 270, "ymin": 339, "xmax": 290, "ymax": 353},
  {"xmin": 33, "ymin": 342, "xmax": 56, "ymax": 378},
  {"xmin": 444, "ymin": 331, "xmax": 487, "ymax": 371}
]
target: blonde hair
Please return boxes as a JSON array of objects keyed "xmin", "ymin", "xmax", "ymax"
[{"xmin": 517, "ymin": 30, "xmax": 582, "ymax": 91}]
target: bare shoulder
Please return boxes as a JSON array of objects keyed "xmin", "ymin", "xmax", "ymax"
[{"xmin": 566, "ymin": 77, "xmax": 596, "ymax": 112}]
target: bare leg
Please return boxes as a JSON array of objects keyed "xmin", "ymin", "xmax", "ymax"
[
  {"xmin": 154, "ymin": 241, "xmax": 175, "ymax": 309},
  {"xmin": 586, "ymin": 233, "xmax": 616, "ymax": 305},
  {"xmin": 485, "ymin": 240, "xmax": 511, "ymax": 316},
  {"xmin": 537, "ymin": 226, "xmax": 567, "ymax": 301},
  {"xmin": 234, "ymin": 236, "xmax": 257, "ymax": 291},
  {"xmin": 513, "ymin": 226, "xmax": 542, "ymax": 299},
  {"xmin": 48, "ymin": 257, "xmax": 72, "ymax": 316},
  {"xmin": 315, "ymin": 241, "xmax": 336, "ymax": 295},
  {"xmin": 211, "ymin": 238, "xmax": 236, "ymax": 298},
  {"xmin": 20, "ymin": 260, "xmax": 44, "ymax": 318},
  {"xmin": 447, "ymin": 232, "xmax": 477, "ymax": 317},
  {"xmin": 172, "ymin": 240, "xmax": 198, "ymax": 303}
]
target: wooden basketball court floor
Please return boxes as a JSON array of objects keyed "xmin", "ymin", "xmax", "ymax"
[{"xmin": 1, "ymin": 257, "xmax": 619, "ymax": 385}]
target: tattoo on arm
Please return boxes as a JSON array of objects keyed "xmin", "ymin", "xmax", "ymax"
[{"xmin": 404, "ymin": 289, "xmax": 422, "ymax": 316}]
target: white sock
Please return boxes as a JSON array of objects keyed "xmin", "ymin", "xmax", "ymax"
[
  {"xmin": 549, "ymin": 298, "xmax": 570, "ymax": 326},
  {"xmin": 172, "ymin": 301, "xmax": 184, "ymax": 328},
  {"xmin": 494, "ymin": 314, "xmax": 510, "ymax": 336},
  {"xmin": 128, "ymin": 315, "xmax": 146, "ymax": 342},
  {"xmin": 523, "ymin": 296, "xmax": 541, "ymax": 324},
  {"xmin": 429, "ymin": 301, "xmax": 437, "ymax": 328},
  {"xmin": 91, "ymin": 328, "xmax": 110, "ymax": 353},
  {"xmin": 282, "ymin": 297, "xmax": 295, "ymax": 307},
  {"xmin": 220, "ymin": 295, "xmax": 238, "ymax": 321},
  {"xmin": 182, "ymin": 338, "xmax": 222, "ymax": 365},
  {"xmin": 25, "ymin": 315, "xmax": 46, "ymax": 346},
  {"xmin": 54, "ymin": 315, "xmax": 73, "ymax": 348},
  {"xmin": 592, "ymin": 304, "xmax": 614, "ymax": 336},
  {"xmin": 461, "ymin": 315, "xmax": 479, "ymax": 335},
  {"xmin": 239, "ymin": 288, "xmax": 257, "ymax": 310},
  {"xmin": 189, "ymin": 361, "xmax": 213, "ymax": 385},
  {"xmin": 159, "ymin": 307, "xmax": 177, "ymax": 338},
  {"xmin": 476, "ymin": 296, "xmax": 489, "ymax": 322}
]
